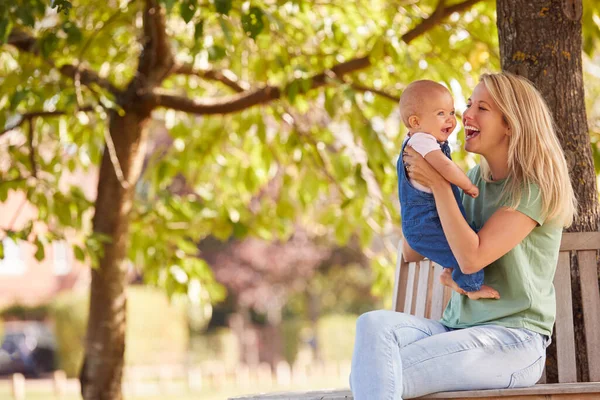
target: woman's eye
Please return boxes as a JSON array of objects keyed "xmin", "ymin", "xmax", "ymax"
[
  {"xmin": 479, "ymin": 107, "xmax": 487, "ymax": 111},
  {"xmin": 466, "ymin": 104, "xmax": 471, "ymax": 108}
]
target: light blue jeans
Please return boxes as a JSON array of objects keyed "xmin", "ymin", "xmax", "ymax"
[{"xmin": 350, "ymin": 310, "xmax": 550, "ymax": 399}]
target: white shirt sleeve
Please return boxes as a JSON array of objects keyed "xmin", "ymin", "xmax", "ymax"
[{"xmin": 407, "ymin": 132, "xmax": 441, "ymax": 157}]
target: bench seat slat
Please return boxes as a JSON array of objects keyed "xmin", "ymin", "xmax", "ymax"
[
  {"xmin": 429, "ymin": 264, "xmax": 445, "ymax": 320},
  {"xmin": 392, "ymin": 242, "xmax": 409, "ymax": 313},
  {"xmin": 578, "ymin": 250, "xmax": 600, "ymax": 381},
  {"xmin": 231, "ymin": 383, "xmax": 600, "ymax": 399},
  {"xmin": 560, "ymin": 232, "xmax": 600, "ymax": 251},
  {"xmin": 554, "ymin": 251, "xmax": 577, "ymax": 383},
  {"xmin": 415, "ymin": 260, "xmax": 431, "ymax": 317}
]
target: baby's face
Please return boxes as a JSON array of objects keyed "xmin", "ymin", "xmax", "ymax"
[{"xmin": 414, "ymin": 91, "xmax": 456, "ymax": 142}]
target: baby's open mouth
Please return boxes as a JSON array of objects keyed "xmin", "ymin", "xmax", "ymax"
[
  {"xmin": 465, "ymin": 125, "xmax": 480, "ymax": 140},
  {"xmin": 441, "ymin": 126, "xmax": 453, "ymax": 134}
]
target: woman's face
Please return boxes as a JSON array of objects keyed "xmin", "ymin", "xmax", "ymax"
[{"xmin": 463, "ymin": 82, "xmax": 510, "ymax": 157}]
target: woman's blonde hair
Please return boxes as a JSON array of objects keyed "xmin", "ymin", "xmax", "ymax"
[{"xmin": 479, "ymin": 72, "xmax": 577, "ymax": 227}]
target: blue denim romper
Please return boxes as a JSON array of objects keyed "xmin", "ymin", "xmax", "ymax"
[{"xmin": 397, "ymin": 137, "xmax": 484, "ymax": 292}]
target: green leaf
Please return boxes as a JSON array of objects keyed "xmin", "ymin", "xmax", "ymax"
[
  {"xmin": 241, "ymin": 6, "xmax": 265, "ymax": 40},
  {"xmin": 74, "ymin": 245, "xmax": 85, "ymax": 262},
  {"xmin": 34, "ymin": 238, "xmax": 45, "ymax": 261},
  {"xmin": 10, "ymin": 90, "xmax": 28, "ymax": 110},
  {"xmin": 208, "ymin": 45, "xmax": 226, "ymax": 61},
  {"xmin": 180, "ymin": 0, "xmax": 197, "ymax": 24},
  {"xmin": 15, "ymin": 7, "xmax": 35, "ymax": 27},
  {"xmin": 159, "ymin": 0, "xmax": 177, "ymax": 13},
  {"xmin": 214, "ymin": 0, "xmax": 232, "ymax": 15},
  {"xmin": 40, "ymin": 34, "xmax": 60, "ymax": 58},
  {"xmin": 219, "ymin": 16, "xmax": 232, "ymax": 44},
  {"xmin": 51, "ymin": 0, "xmax": 72, "ymax": 14},
  {"xmin": 194, "ymin": 20, "xmax": 204, "ymax": 41},
  {"xmin": 63, "ymin": 22, "xmax": 82, "ymax": 45},
  {"xmin": 0, "ymin": 17, "xmax": 13, "ymax": 45},
  {"xmin": 286, "ymin": 80, "xmax": 299, "ymax": 103},
  {"xmin": 0, "ymin": 240, "xmax": 4, "ymax": 260}
]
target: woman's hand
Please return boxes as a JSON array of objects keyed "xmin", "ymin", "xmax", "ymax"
[{"xmin": 403, "ymin": 146, "xmax": 448, "ymax": 191}]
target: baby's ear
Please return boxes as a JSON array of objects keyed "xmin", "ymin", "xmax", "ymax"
[{"xmin": 408, "ymin": 115, "xmax": 419, "ymax": 128}]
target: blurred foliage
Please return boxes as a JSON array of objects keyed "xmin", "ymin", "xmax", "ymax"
[
  {"xmin": 316, "ymin": 314, "xmax": 357, "ymax": 362},
  {"xmin": 125, "ymin": 286, "xmax": 189, "ymax": 365},
  {"xmin": 1, "ymin": 303, "xmax": 50, "ymax": 321},
  {"xmin": 51, "ymin": 292, "xmax": 88, "ymax": 377},
  {"xmin": 0, "ymin": 0, "xmax": 599, "ymax": 306},
  {"xmin": 189, "ymin": 327, "xmax": 238, "ymax": 367},
  {"xmin": 280, "ymin": 313, "xmax": 357, "ymax": 365},
  {"xmin": 46, "ymin": 286, "xmax": 188, "ymax": 377}
]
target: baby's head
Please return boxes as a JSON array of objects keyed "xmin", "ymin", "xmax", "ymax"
[{"xmin": 399, "ymin": 80, "xmax": 456, "ymax": 142}]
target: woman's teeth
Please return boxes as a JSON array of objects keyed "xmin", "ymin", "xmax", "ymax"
[{"xmin": 465, "ymin": 125, "xmax": 480, "ymax": 140}]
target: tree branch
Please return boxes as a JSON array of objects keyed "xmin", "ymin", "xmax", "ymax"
[
  {"xmin": 402, "ymin": 0, "xmax": 483, "ymax": 44},
  {"xmin": 7, "ymin": 29, "xmax": 121, "ymax": 95},
  {"xmin": 172, "ymin": 64, "xmax": 250, "ymax": 93},
  {"xmin": 150, "ymin": 56, "xmax": 372, "ymax": 115},
  {"xmin": 0, "ymin": 107, "xmax": 95, "ymax": 137},
  {"xmin": 134, "ymin": 0, "xmax": 175, "ymax": 91},
  {"xmin": 27, "ymin": 119, "xmax": 37, "ymax": 178}
]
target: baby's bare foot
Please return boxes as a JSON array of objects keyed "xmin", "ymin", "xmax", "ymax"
[
  {"xmin": 439, "ymin": 268, "xmax": 467, "ymax": 295},
  {"xmin": 466, "ymin": 285, "xmax": 501, "ymax": 300}
]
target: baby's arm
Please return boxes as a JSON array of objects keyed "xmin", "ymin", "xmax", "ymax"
[{"xmin": 424, "ymin": 150, "xmax": 479, "ymax": 197}]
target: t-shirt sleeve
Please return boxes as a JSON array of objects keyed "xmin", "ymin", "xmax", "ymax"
[
  {"xmin": 513, "ymin": 183, "xmax": 544, "ymax": 226},
  {"xmin": 407, "ymin": 133, "xmax": 441, "ymax": 157}
]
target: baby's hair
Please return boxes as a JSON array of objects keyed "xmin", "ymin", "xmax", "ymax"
[{"xmin": 399, "ymin": 80, "xmax": 451, "ymax": 128}]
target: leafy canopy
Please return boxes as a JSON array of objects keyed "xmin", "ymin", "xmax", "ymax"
[{"xmin": 1, "ymin": 0, "xmax": 599, "ymax": 305}]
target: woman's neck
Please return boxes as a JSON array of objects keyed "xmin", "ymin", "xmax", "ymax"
[{"xmin": 483, "ymin": 154, "xmax": 509, "ymax": 181}]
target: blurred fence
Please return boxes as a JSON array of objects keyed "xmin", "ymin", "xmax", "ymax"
[{"xmin": 1, "ymin": 360, "xmax": 351, "ymax": 399}]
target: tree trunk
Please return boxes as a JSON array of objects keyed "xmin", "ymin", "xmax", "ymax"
[
  {"xmin": 496, "ymin": 0, "xmax": 599, "ymax": 382},
  {"xmin": 79, "ymin": 108, "xmax": 150, "ymax": 400}
]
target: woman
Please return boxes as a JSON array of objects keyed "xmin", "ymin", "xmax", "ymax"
[{"xmin": 350, "ymin": 73, "xmax": 577, "ymax": 399}]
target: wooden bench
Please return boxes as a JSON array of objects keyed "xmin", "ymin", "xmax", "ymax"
[{"xmin": 231, "ymin": 232, "xmax": 600, "ymax": 399}]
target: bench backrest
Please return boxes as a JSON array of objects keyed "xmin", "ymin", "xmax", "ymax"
[{"xmin": 392, "ymin": 232, "xmax": 600, "ymax": 384}]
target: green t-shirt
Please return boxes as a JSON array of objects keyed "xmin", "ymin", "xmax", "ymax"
[{"xmin": 440, "ymin": 165, "xmax": 561, "ymax": 337}]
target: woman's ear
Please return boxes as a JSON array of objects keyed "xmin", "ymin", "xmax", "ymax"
[{"xmin": 408, "ymin": 115, "xmax": 420, "ymax": 128}]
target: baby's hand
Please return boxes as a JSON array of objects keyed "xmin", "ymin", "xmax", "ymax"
[{"xmin": 465, "ymin": 185, "xmax": 479, "ymax": 198}]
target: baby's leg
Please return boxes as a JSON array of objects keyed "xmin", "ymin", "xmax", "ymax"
[
  {"xmin": 453, "ymin": 267, "xmax": 500, "ymax": 300},
  {"xmin": 466, "ymin": 286, "xmax": 501, "ymax": 300},
  {"xmin": 441, "ymin": 269, "xmax": 500, "ymax": 300},
  {"xmin": 439, "ymin": 268, "xmax": 467, "ymax": 295}
]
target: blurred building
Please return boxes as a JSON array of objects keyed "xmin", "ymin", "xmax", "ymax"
[{"xmin": 0, "ymin": 168, "xmax": 97, "ymax": 308}]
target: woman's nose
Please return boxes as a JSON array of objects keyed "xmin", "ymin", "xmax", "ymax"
[{"xmin": 463, "ymin": 107, "xmax": 472, "ymax": 120}]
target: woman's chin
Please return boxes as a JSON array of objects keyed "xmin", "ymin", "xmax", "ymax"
[{"xmin": 464, "ymin": 141, "xmax": 478, "ymax": 154}]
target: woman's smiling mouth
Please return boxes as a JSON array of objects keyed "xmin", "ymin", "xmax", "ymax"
[{"xmin": 465, "ymin": 125, "xmax": 480, "ymax": 140}]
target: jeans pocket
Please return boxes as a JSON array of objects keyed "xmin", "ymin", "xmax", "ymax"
[{"xmin": 507, "ymin": 356, "xmax": 544, "ymax": 389}]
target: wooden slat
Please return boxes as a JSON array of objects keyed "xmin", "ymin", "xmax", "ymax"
[
  {"xmin": 424, "ymin": 261, "xmax": 436, "ymax": 319},
  {"xmin": 560, "ymin": 232, "xmax": 600, "ymax": 251},
  {"xmin": 404, "ymin": 262, "xmax": 417, "ymax": 314},
  {"xmin": 410, "ymin": 262, "xmax": 421, "ymax": 315},
  {"xmin": 578, "ymin": 250, "xmax": 600, "ymax": 381},
  {"xmin": 429, "ymin": 264, "xmax": 445, "ymax": 320},
  {"xmin": 414, "ymin": 260, "xmax": 431, "ymax": 317},
  {"xmin": 392, "ymin": 241, "xmax": 409, "ymax": 313},
  {"xmin": 230, "ymin": 383, "xmax": 600, "ymax": 399},
  {"xmin": 554, "ymin": 251, "xmax": 577, "ymax": 383},
  {"xmin": 442, "ymin": 285, "xmax": 452, "ymax": 310},
  {"xmin": 538, "ymin": 366, "xmax": 547, "ymax": 384},
  {"xmin": 420, "ymin": 383, "xmax": 600, "ymax": 398}
]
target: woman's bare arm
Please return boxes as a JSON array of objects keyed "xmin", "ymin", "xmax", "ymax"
[
  {"xmin": 430, "ymin": 182, "xmax": 537, "ymax": 274},
  {"xmin": 403, "ymin": 146, "xmax": 537, "ymax": 274}
]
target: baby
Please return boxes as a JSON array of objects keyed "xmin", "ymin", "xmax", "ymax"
[{"xmin": 397, "ymin": 80, "xmax": 499, "ymax": 300}]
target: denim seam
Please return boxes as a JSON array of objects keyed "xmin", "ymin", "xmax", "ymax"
[
  {"xmin": 402, "ymin": 333, "xmax": 535, "ymax": 370},
  {"xmin": 387, "ymin": 325, "xmax": 433, "ymax": 400}
]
